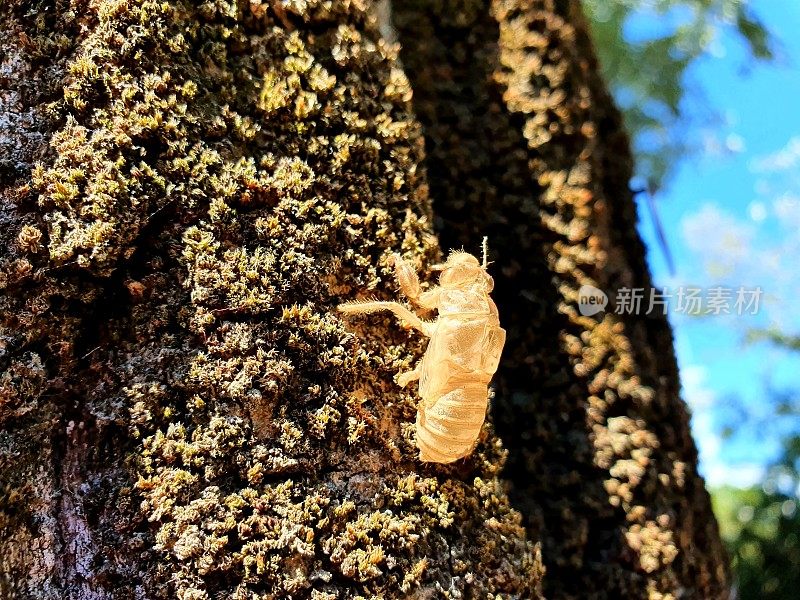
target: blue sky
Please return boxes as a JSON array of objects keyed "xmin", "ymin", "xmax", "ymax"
[{"xmin": 631, "ymin": 3, "xmax": 800, "ymax": 486}]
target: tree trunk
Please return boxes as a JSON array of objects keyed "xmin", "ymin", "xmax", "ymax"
[{"xmin": 0, "ymin": 0, "xmax": 728, "ymax": 598}]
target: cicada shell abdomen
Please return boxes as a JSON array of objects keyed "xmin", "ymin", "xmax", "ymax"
[{"xmin": 416, "ymin": 382, "xmax": 489, "ymax": 463}]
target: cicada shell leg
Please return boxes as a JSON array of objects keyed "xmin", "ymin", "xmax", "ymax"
[{"xmin": 338, "ymin": 301, "xmax": 435, "ymax": 337}]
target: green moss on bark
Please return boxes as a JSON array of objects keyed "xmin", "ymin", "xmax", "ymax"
[{"xmin": 2, "ymin": 0, "xmax": 542, "ymax": 597}]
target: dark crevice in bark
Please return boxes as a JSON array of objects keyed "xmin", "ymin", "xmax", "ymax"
[{"xmin": 393, "ymin": 4, "xmax": 645, "ymax": 595}]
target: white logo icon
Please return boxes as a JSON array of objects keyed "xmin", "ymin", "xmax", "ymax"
[{"xmin": 578, "ymin": 285, "xmax": 608, "ymax": 316}]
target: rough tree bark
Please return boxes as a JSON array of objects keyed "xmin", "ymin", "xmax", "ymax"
[{"xmin": 0, "ymin": 0, "xmax": 728, "ymax": 599}]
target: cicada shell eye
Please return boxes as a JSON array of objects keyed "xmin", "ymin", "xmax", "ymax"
[
  {"xmin": 449, "ymin": 250, "xmax": 478, "ymax": 263},
  {"xmin": 483, "ymin": 273, "xmax": 494, "ymax": 292}
]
